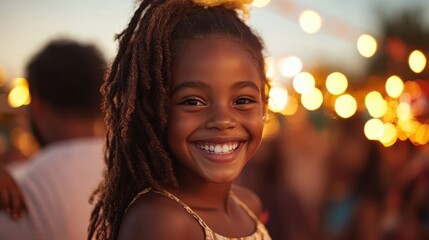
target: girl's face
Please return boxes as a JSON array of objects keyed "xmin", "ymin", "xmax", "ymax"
[{"xmin": 168, "ymin": 36, "xmax": 265, "ymax": 184}]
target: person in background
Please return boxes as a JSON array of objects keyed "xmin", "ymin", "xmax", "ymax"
[
  {"xmin": 0, "ymin": 39, "xmax": 106, "ymax": 240},
  {"xmin": 323, "ymin": 117, "xmax": 382, "ymax": 240}
]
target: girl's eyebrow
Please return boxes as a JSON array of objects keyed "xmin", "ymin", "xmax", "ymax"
[
  {"xmin": 170, "ymin": 81, "xmax": 208, "ymax": 96},
  {"xmin": 170, "ymin": 80, "xmax": 260, "ymax": 96},
  {"xmin": 232, "ymin": 81, "xmax": 260, "ymax": 93}
]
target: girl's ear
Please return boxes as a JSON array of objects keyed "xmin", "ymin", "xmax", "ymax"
[{"xmin": 262, "ymin": 112, "xmax": 268, "ymax": 122}]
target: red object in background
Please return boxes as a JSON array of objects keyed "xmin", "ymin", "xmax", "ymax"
[{"xmin": 413, "ymin": 80, "xmax": 429, "ymax": 121}]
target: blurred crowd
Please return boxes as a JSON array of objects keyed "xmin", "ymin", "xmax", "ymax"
[{"xmin": 237, "ymin": 111, "xmax": 429, "ymax": 240}]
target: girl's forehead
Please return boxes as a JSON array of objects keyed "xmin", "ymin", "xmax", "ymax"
[{"xmin": 172, "ymin": 36, "xmax": 261, "ymax": 72}]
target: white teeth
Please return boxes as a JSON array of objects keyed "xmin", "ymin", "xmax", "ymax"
[
  {"xmin": 214, "ymin": 145, "xmax": 222, "ymax": 153},
  {"xmin": 195, "ymin": 142, "xmax": 240, "ymax": 154}
]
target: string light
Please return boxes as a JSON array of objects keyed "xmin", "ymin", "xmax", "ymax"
[
  {"xmin": 409, "ymin": 50, "xmax": 426, "ymax": 73},
  {"xmin": 299, "ymin": 10, "xmax": 322, "ymax": 34},
  {"xmin": 357, "ymin": 34, "xmax": 377, "ymax": 58},
  {"xmin": 301, "ymin": 87, "xmax": 323, "ymax": 111}
]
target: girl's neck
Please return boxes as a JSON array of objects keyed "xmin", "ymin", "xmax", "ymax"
[{"xmin": 170, "ymin": 167, "xmax": 233, "ymax": 213}]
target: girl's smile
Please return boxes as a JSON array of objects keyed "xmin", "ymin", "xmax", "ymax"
[
  {"xmin": 191, "ymin": 137, "xmax": 245, "ymax": 162},
  {"xmin": 168, "ymin": 36, "xmax": 265, "ymax": 184}
]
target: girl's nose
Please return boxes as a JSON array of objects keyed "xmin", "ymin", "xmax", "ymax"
[{"xmin": 205, "ymin": 103, "xmax": 237, "ymax": 130}]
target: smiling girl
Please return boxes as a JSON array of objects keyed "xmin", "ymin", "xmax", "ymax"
[{"xmin": 88, "ymin": 0, "xmax": 271, "ymax": 239}]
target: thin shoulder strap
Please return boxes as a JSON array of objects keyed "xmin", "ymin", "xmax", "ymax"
[
  {"xmin": 151, "ymin": 189, "xmax": 212, "ymax": 230},
  {"xmin": 124, "ymin": 188, "xmax": 152, "ymax": 214},
  {"xmin": 126, "ymin": 188, "xmax": 214, "ymax": 237}
]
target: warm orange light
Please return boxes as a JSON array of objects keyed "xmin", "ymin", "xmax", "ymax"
[
  {"xmin": 335, "ymin": 94, "xmax": 357, "ymax": 118},
  {"xmin": 326, "ymin": 72, "xmax": 348, "ymax": 95},
  {"xmin": 301, "ymin": 87, "xmax": 323, "ymax": 111},
  {"xmin": 385, "ymin": 75, "xmax": 404, "ymax": 98}
]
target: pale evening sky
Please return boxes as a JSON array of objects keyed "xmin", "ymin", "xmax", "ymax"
[{"xmin": 1, "ymin": 0, "xmax": 429, "ymax": 82}]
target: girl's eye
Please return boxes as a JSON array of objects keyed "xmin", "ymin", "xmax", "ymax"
[
  {"xmin": 234, "ymin": 97, "xmax": 256, "ymax": 105},
  {"xmin": 179, "ymin": 98, "xmax": 205, "ymax": 106}
]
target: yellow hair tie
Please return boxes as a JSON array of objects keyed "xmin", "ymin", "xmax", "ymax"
[{"xmin": 192, "ymin": 0, "xmax": 253, "ymax": 20}]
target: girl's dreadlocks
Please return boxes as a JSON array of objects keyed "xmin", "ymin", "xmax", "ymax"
[{"xmin": 88, "ymin": 0, "xmax": 267, "ymax": 239}]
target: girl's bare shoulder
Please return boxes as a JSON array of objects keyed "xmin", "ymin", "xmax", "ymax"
[
  {"xmin": 231, "ymin": 184, "xmax": 263, "ymax": 217},
  {"xmin": 117, "ymin": 192, "xmax": 203, "ymax": 240}
]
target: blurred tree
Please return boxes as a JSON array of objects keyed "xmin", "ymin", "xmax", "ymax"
[{"xmin": 367, "ymin": 8, "xmax": 429, "ymax": 81}]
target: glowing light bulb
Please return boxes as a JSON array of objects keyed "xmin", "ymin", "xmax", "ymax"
[
  {"xmin": 357, "ymin": 34, "xmax": 377, "ymax": 58},
  {"xmin": 397, "ymin": 101, "xmax": 411, "ymax": 121},
  {"xmin": 409, "ymin": 50, "xmax": 426, "ymax": 73},
  {"xmin": 282, "ymin": 95, "xmax": 298, "ymax": 116},
  {"xmin": 335, "ymin": 94, "xmax": 357, "ymax": 118},
  {"xmin": 385, "ymin": 75, "xmax": 404, "ymax": 98},
  {"xmin": 365, "ymin": 91, "xmax": 387, "ymax": 118},
  {"xmin": 299, "ymin": 10, "xmax": 322, "ymax": 34},
  {"xmin": 326, "ymin": 72, "xmax": 348, "ymax": 95},
  {"xmin": 13, "ymin": 77, "xmax": 28, "ymax": 87},
  {"xmin": 293, "ymin": 72, "xmax": 315, "ymax": 94},
  {"xmin": 301, "ymin": 87, "xmax": 323, "ymax": 111},
  {"xmin": 278, "ymin": 56, "xmax": 302, "ymax": 77},
  {"xmin": 268, "ymin": 87, "xmax": 288, "ymax": 112},
  {"xmin": 8, "ymin": 85, "xmax": 30, "ymax": 108},
  {"xmin": 379, "ymin": 123, "xmax": 398, "ymax": 147},
  {"xmin": 364, "ymin": 118, "xmax": 384, "ymax": 140}
]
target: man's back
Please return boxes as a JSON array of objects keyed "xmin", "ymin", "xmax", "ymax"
[{"xmin": 0, "ymin": 138, "xmax": 103, "ymax": 240}]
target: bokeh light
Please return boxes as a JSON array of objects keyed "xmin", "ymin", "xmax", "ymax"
[
  {"xmin": 262, "ymin": 112, "xmax": 280, "ymax": 138},
  {"xmin": 409, "ymin": 50, "xmax": 426, "ymax": 73},
  {"xmin": 385, "ymin": 75, "xmax": 404, "ymax": 98},
  {"xmin": 282, "ymin": 95, "xmax": 299, "ymax": 115},
  {"xmin": 403, "ymin": 81, "xmax": 422, "ymax": 99},
  {"xmin": 11, "ymin": 127, "xmax": 38, "ymax": 157},
  {"xmin": 357, "ymin": 34, "xmax": 377, "ymax": 58},
  {"xmin": 301, "ymin": 87, "xmax": 323, "ymax": 111},
  {"xmin": 252, "ymin": 0, "xmax": 271, "ymax": 8},
  {"xmin": 293, "ymin": 72, "xmax": 315, "ymax": 94},
  {"xmin": 268, "ymin": 87, "xmax": 288, "ymax": 112},
  {"xmin": 365, "ymin": 91, "xmax": 387, "ymax": 118},
  {"xmin": 396, "ymin": 101, "xmax": 411, "ymax": 121},
  {"xmin": 13, "ymin": 77, "xmax": 29, "ymax": 87},
  {"xmin": 382, "ymin": 100, "xmax": 397, "ymax": 123},
  {"xmin": 326, "ymin": 72, "xmax": 348, "ymax": 95},
  {"xmin": 278, "ymin": 56, "xmax": 303, "ymax": 77},
  {"xmin": 398, "ymin": 119, "xmax": 420, "ymax": 134},
  {"xmin": 414, "ymin": 124, "xmax": 429, "ymax": 145},
  {"xmin": 265, "ymin": 57, "xmax": 276, "ymax": 79},
  {"xmin": 335, "ymin": 94, "xmax": 357, "ymax": 118},
  {"xmin": 364, "ymin": 118, "xmax": 384, "ymax": 140},
  {"xmin": 379, "ymin": 123, "xmax": 398, "ymax": 147},
  {"xmin": 299, "ymin": 10, "xmax": 322, "ymax": 34},
  {"xmin": 0, "ymin": 65, "xmax": 7, "ymax": 87},
  {"xmin": 8, "ymin": 85, "xmax": 30, "ymax": 108}
]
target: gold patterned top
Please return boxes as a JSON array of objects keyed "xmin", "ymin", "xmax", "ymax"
[{"xmin": 127, "ymin": 188, "xmax": 272, "ymax": 240}]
